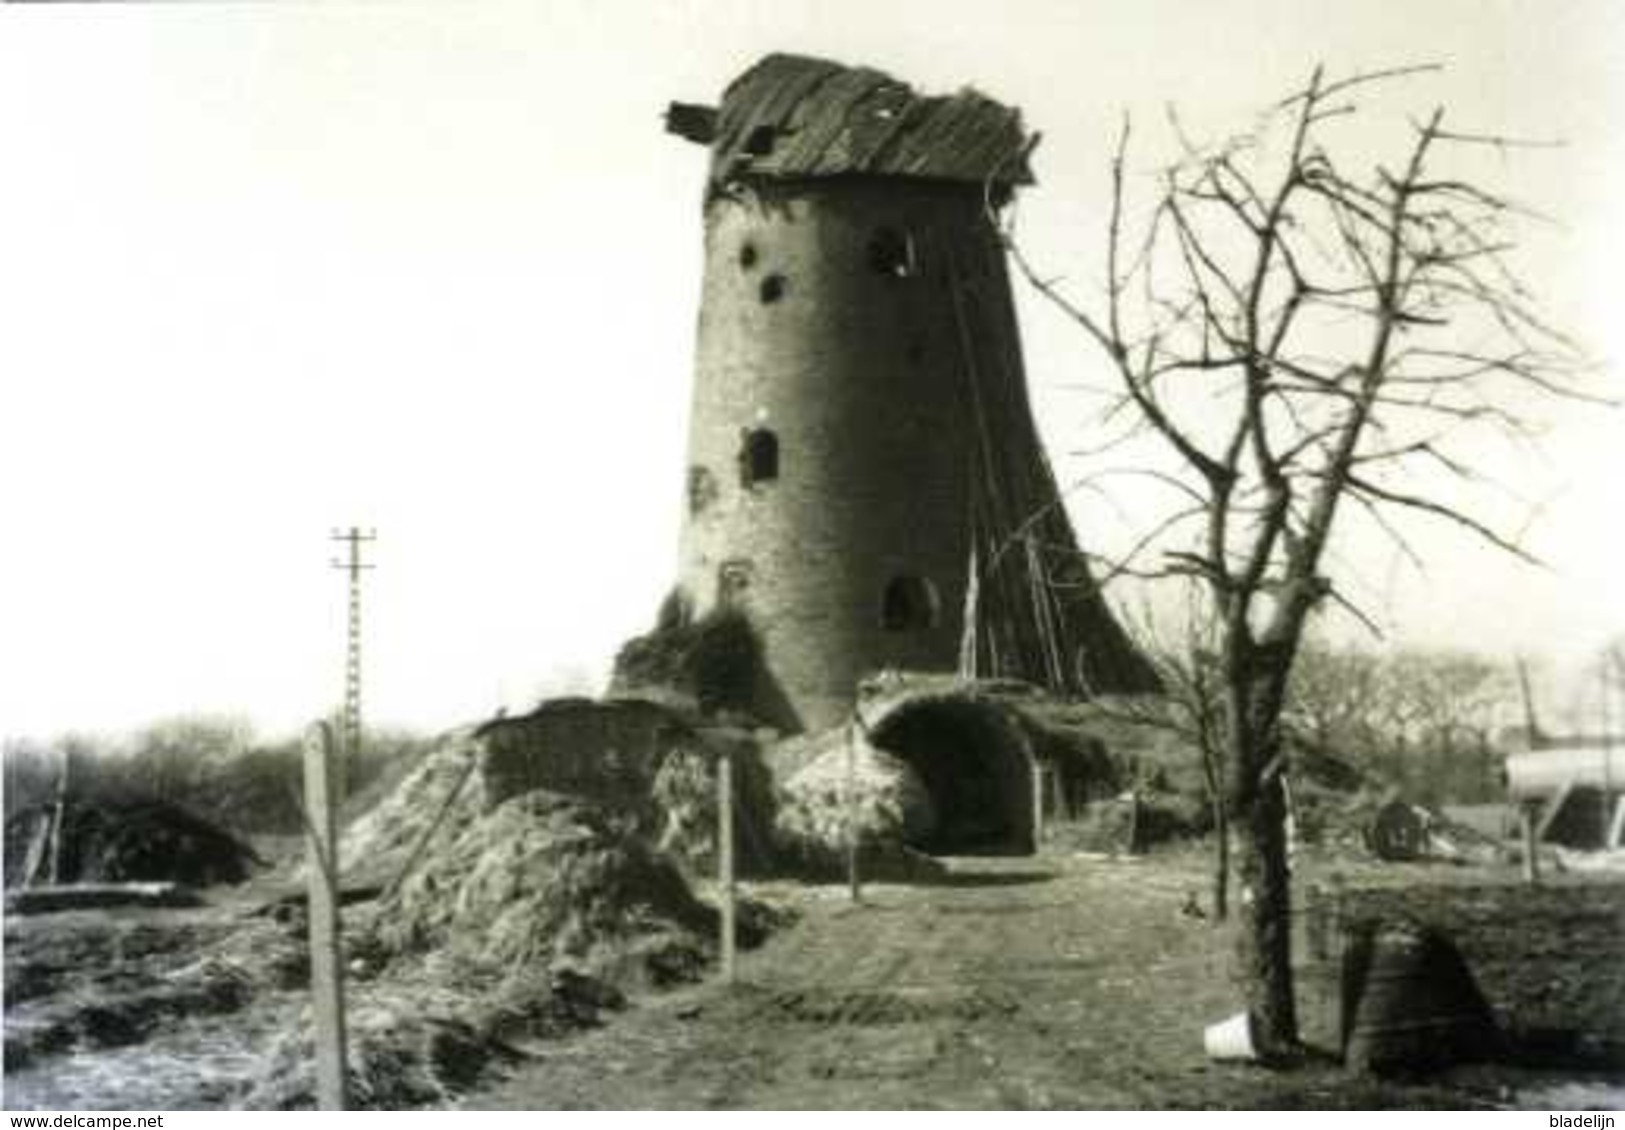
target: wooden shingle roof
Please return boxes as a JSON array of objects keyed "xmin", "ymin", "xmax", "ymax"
[{"xmin": 668, "ymin": 53, "xmax": 1034, "ymax": 188}]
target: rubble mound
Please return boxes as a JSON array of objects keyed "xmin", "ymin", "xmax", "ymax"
[
  {"xmin": 3, "ymin": 800, "xmax": 262, "ymax": 889},
  {"xmin": 372, "ymin": 790, "xmax": 716, "ymax": 986}
]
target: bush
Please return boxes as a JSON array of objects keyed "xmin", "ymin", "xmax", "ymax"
[{"xmin": 611, "ymin": 607, "xmax": 759, "ymax": 716}]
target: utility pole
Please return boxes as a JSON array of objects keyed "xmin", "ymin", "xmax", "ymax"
[
  {"xmin": 330, "ymin": 527, "xmax": 376, "ymax": 779},
  {"xmin": 303, "ymin": 719, "xmax": 349, "ymax": 1110}
]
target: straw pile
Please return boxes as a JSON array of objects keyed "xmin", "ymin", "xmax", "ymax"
[
  {"xmin": 336, "ymin": 730, "xmax": 482, "ymax": 888},
  {"xmin": 241, "ymin": 1002, "xmax": 518, "ymax": 1110},
  {"xmin": 649, "ymin": 729, "xmax": 776, "ymax": 874},
  {"xmin": 773, "ymin": 730, "xmax": 937, "ymax": 871},
  {"xmin": 371, "ymin": 790, "xmax": 714, "ymax": 986}
]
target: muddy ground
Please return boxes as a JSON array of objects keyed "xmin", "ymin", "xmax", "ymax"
[
  {"xmin": 473, "ymin": 849, "xmax": 1622, "ymax": 1110},
  {"xmin": 5, "ymin": 845, "xmax": 1623, "ymax": 1110}
]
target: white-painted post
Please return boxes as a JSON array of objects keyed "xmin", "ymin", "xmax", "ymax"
[
  {"xmin": 303, "ymin": 720, "xmax": 349, "ymax": 1111},
  {"xmin": 1520, "ymin": 802, "xmax": 1540, "ymax": 886},
  {"xmin": 718, "ymin": 747, "xmax": 736, "ymax": 984}
]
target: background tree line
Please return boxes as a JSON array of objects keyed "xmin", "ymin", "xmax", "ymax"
[
  {"xmin": 2, "ymin": 716, "xmax": 436, "ymax": 838},
  {"xmin": 1287, "ymin": 640, "xmax": 1515, "ymax": 807}
]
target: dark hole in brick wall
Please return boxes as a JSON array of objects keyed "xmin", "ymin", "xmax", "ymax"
[
  {"xmin": 871, "ymin": 700, "xmax": 1035, "ymax": 855},
  {"xmin": 744, "ymin": 125, "xmax": 777, "ymax": 156},
  {"xmin": 740, "ymin": 428, "xmax": 779, "ymax": 486},
  {"xmin": 881, "ymin": 576, "xmax": 938, "ymax": 631},
  {"xmin": 739, "ymin": 242, "xmax": 758, "ymax": 270},
  {"xmin": 759, "ymin": 273, "xmax": 787, "ymax": 304},
  {"xmin": 868, "ymin": 227, "xmax": 917, "ymax": 278}
]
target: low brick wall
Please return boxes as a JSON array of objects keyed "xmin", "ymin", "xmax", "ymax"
[
  {"xmin": 476, "ymin": 698, "xmax": 699, "ymax": 820},
  {"xmin": 1307, "ymin": 879, "xmax": 1625, "ymax": 1050}
]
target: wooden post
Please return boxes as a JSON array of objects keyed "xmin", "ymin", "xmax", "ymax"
[
  {"xmin": 47, "ymin": 744, "xmax": 71, "ymax": 885},
  {"xmin": 1520, "ymin": 802, "xmax": 1540, "ymax": 886},
  {"xmin": 1031, "ymin": 758, "xmax": 1045, "ymax": 850},
  {"xmin": 303, "ymin": 720, "xmax": 349, "ymax": 1110},
  {"xmin": 717, "ymin": 747, "xmax": 736, "ymax": 984},
  {"xmin": 846, "ymin": 720, "xmax": 862, "ymax": 904}
]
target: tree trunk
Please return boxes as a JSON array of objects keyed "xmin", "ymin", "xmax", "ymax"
[
  {"xmin": 1212, "ymin": 801, "xmax": 1229, "ymax": 922},
  {"xmin": 1231, "ymin": 765, "xmax": 1297, "ymax": 1054},
  {"xmin": 1225, "ymin": 657, "xmax": 1299, "ymax": 1058}
]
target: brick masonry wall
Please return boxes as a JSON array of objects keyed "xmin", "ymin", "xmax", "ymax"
[
  {"xmin": 1307, "ymin": 880, "xmax": 1625, "ymax": 1047},
  {"xmin": 478, "ymin": 700, "xmax": 696, "ymax": 820},
  {"xmin": 678, "ymin": 177, "xmax": 1021, "ymax": 732}
]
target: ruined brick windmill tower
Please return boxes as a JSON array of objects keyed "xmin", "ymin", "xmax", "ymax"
[{"xmin": 657, "ymin": 55, "xmax": 1156, "ymax": 732}]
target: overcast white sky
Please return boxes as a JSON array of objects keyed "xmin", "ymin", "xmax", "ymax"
[{"xmin": 1, "ymin": 0, "xmax": 1620, "ymax": 741}]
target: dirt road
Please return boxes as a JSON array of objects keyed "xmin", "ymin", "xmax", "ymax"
[{"xmin": 473, "ymin": 850, "xmax": 1476, "ymax": 1110}]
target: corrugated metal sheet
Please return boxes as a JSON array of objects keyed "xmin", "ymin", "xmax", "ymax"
[{"xmin": 694, "ymin": 54, "xmax": 1033, "ymax": 187}]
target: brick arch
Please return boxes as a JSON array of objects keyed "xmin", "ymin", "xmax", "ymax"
[{"xmin": 866, "ymin": 693, "xmax": 1036, "ymax": 855}]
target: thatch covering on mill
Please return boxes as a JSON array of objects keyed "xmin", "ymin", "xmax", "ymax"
[
  {"xmin": 941, "ymin": 213, "xmax": 1163, "ymax": 699},
  {"xmin": 668, "ymin": 53, "xmax": 1034, "ymax": 190}
]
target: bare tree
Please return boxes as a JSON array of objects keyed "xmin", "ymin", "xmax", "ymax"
[
  {"xmin": 1007, "ymin": 65, "xmax": 1594, "ymax": 1054},
  {"xmin": 1097, "ymin": 593, "xmax": 1234, "ymax": 919}
]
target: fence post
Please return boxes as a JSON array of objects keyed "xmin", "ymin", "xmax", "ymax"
[
  {"xmin": 1031, "ymin": 758, "xmax": 1045, "ymax": 849},
  {"xmin": 718, "ymin": 746, "xmax": 736, "ymax": 984},
  {"xmin": 1520, "ymin": 802, "xmax": 1540, "ymax": 886},
  {"xmin": 48, "ymin": 744, "xmax": 71, "ymax": 884},
  {"xmin": 846, "ymin": 720, "xmax": 862, "ymax": 904},
  {"xmin": 303, "ymin": 720, "xmax": 349, "ymax": 1111}
]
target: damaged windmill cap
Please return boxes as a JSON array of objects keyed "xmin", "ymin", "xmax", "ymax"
[{"xmin": 666, "ymin": 53, "xmax": 1037, "ymax": 188}]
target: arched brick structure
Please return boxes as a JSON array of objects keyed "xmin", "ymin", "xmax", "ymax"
[{"xmin": 866, "ymin": 692, "xmax": 1037, "ymax": 856}]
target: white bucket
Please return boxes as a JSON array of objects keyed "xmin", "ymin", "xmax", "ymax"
[{"xmin": 1203, "ymin": 1010, "xmax": 1257, "ymax": 1061}]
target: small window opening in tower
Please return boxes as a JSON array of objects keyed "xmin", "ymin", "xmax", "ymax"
[
  {"xmin": 881, "ymin": 576, "xmax": 939, "ymax": 631},
  {"xmin": 740, "ymin": 428, "xmax": 779, "ymax": 486},
  {"xmin": 738, "ymin": 242, "xmax": 758, "ymax": 270},
  {"xmin": 744, "ymin": 125, "xmax": 778, "ymax": 156},
  {"xmin": 759, "ymin": 273, "xmax": 787, "ymax": 304},
  {"xmin": 868, "ymin": 227, "xmax": 917, "ymax": 279}
]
